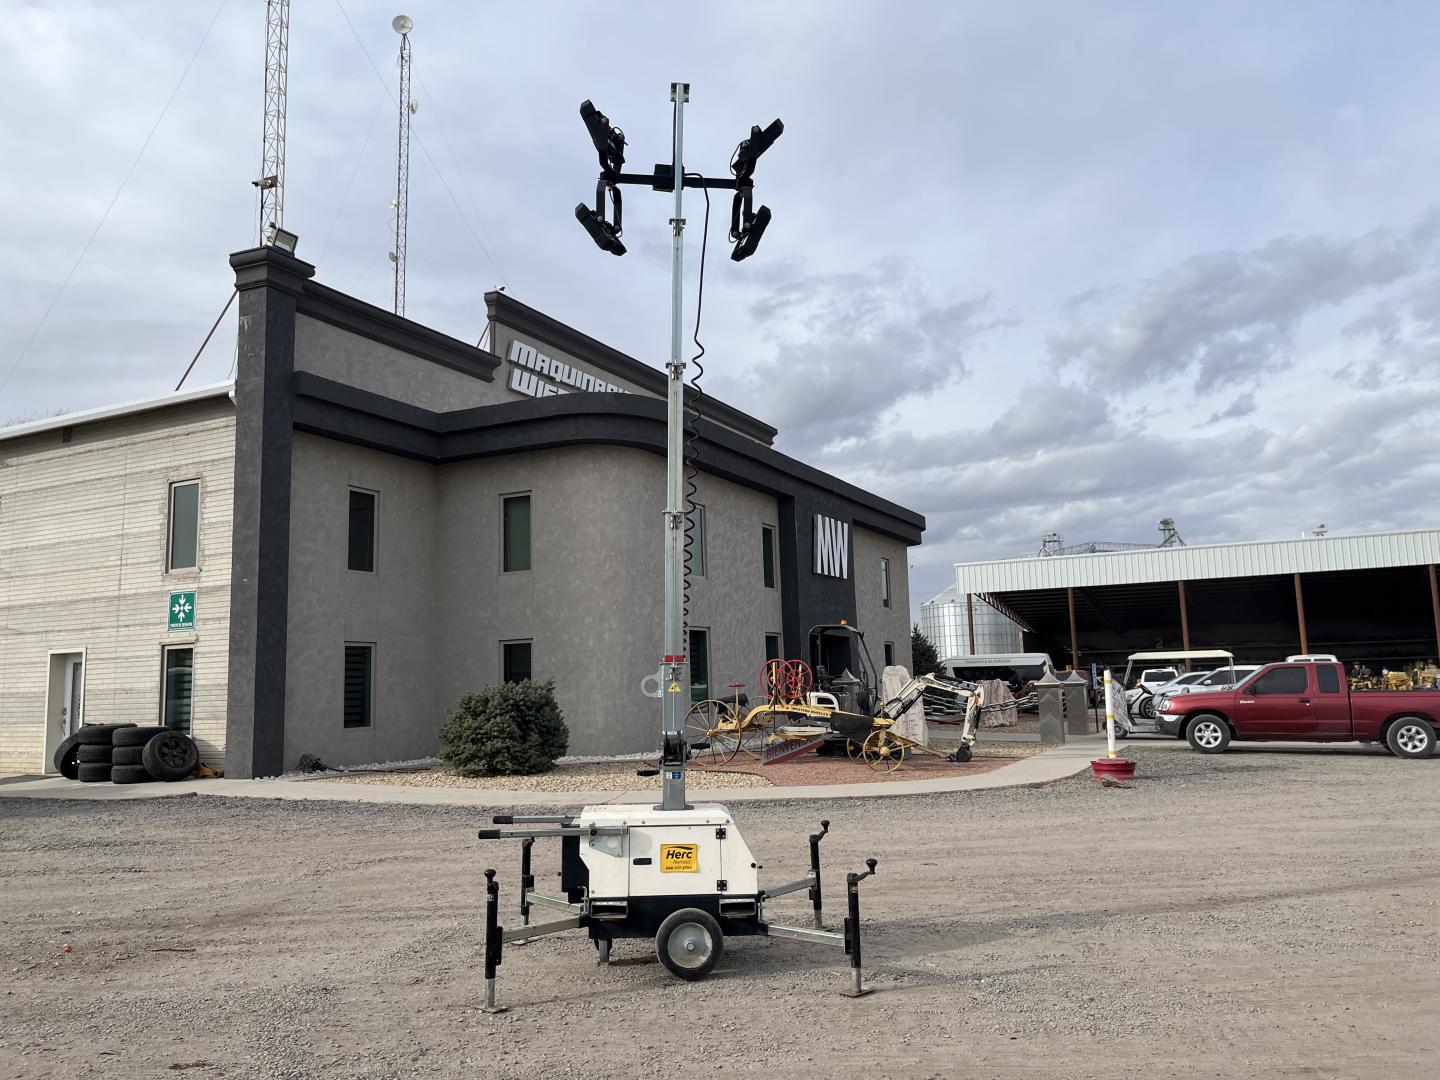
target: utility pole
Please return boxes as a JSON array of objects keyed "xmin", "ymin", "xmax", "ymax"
[
  {"xmin": 254, "ymin": 0, "xmax": 290, "ymax": 243},
  {"xmin": 574, "ymin": 86, "xmax": 782, "ymax": 812},
  {"xmin": 390, "ymin": 15, "xmax": 414, "ymax": 317}
]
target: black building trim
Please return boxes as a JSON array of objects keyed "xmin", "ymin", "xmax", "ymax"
[
  {"xmin": 297, "ymin": 281, "xmax": 501, "ymax": 382},
  {"xmin": 291, "ymin": 372, "xmax": 924, "ymax": 545},
  {"xmin": 485, "ymin": 291, "xmax": 778, "ymax": 446}
]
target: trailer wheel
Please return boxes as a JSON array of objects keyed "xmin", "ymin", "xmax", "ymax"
[
  {"xmin": 655, "ymin": 908, "xmax": 723, "ymax": 981},
  {"xmin": 1385, "ymin": 717, "xmax": 1436, "ymax": 759},
  {"xmin": 1186, "ymin": 715, "xmax": 1231, "ymax": 754}
]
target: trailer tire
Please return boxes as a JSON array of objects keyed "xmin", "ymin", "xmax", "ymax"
[
  {"xmin": 76, "ymin": 723, "xmax": 136, "ymax": 746},
  {"xmin": 1385, "ymin": 717, "xmax": 1436, "ymax": 759},
  {"xmin": 54, "ymin": 733, "xmax": 83, "ymax": 779},
  {"xmin": 655, "ymin": 908, "xmax": 723, "ymax": 981},
  {"xmin": 77, "ymin": 744, "xmax": 112, "ymax": 764},
  {"xmin": 111, "ymin": 764, "xmax": 156, "ymax": 784},
  {"xmin": 112, "ymin": 745, "xmax": 146, "ymax": 766},
  {"xmin": 112, "ymin": 726, "xmax": 166, "ymax": 748},
  {"xmin": 142, "ymin": 731, "xmax": 199, "ymax": 782},
  {"xmin": 1186, "ymin": 714, "xmax": 1231, "ymax": 754}
]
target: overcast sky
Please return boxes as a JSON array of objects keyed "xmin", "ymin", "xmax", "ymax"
[{"xmin": 4, "ymin": 1, "xmax": 1439, "ymax": 615}]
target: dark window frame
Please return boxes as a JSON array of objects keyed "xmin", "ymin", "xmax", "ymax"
[
  {"xmin": 344, "ymin": 643, "xmax": 374, "ymax": 729},
  {"xmin": 761, "ymin": 525, "xmax": 776, "ymax": 590},
  {"xmin": 687, "ymin": 503, "xmax": 707, "ymax": 578},
  {"xmin": 689, "ymin": 627, "xmax": 710, "ymax": 703},
  {"xmin": 883, "ymin": 641, "xmax": 896, "ymax": 667},
  {"xmin": 764, "ymin": 633, "xmax": 782, "ymax": 663},
  {"xmin": 880, "ymin": 557, "xmax": 891, "ymax": 608},
  {"xmin": 167, "ymin": 480, "xmax": 201, "ymax": 572},
  {"xmin": 160, "ymin": 645, "xmax": 195, "ymax": 732},
  {"xmin": 502, "ymin": 639, "xmax": 533, "ymax": 684},
  {"xmin": 348, "ymin": 488, "xmax": 377, "ymax": 573},
  {"xmin": 502, "ymin": 493, "xmax": 532, "ymax": 573}
]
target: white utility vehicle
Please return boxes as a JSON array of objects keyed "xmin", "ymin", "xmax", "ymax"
[{"xmin": 1118, "ymin": 649, "xmax": 1238, "ymax": 733}]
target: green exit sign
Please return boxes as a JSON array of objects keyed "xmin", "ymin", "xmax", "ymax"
[{"xmin": 168, "ymin": 590, "xmax": 196, "ymax": 631}]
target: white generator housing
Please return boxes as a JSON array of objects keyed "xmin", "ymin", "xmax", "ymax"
[{"xmin": 576, "ymin": 804, "xmax": 760, "ymax": 901}]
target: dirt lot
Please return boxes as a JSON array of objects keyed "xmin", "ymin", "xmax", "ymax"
[{"xmin": 2, "ymin": 747, "xmax": 1437, "ymax": 1079}]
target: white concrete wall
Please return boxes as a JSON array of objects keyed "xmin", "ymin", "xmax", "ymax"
[{"xmin": 0, "ymin": 399, "xmax": 235, "ymax": 774}]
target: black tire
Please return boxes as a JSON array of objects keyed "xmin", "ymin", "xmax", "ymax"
[
  {"xmin": 655, "ymin": 908, "xmax": 724, "ymax": 981},
  {"xmin": 111, "ymin": 764, "xmax": 156, "ymax": 785},
  {"xmin": 112, "ymin": 745, "xmax": 146, "ymax": 766},
  {"xmin": 77, "ymin": 762, "xmax": 113, "ymax": 783},
  {"xmin": 955, "ymin": 744, "xmax": 973, "ymax": 762},
  {"xmin": 53, "ymin": 733, "xmax": 83, "ymax": 779},
  {"xmin": 1186, "ymin": 714, "xmax": 1231, "ymax": 754},
  {"xmin": 142, "ymin": 731, "xmax": 199, "ymax": 781},
  {"xmin": 1139, "ymin": 696, "xmax": 1156, "ymax": 720},
  {"xmin": 112, "ymin": 726, "xmax": 167, "ymax": 748},
  {"xmin": 77, "ymin": 744, "xmax": 112, "ymax": 764},
  {"xmin": 1385, "ymin": 717, "xmax": 1437, "ymax": 760},
  {"xmin": 76, "ymin": 723, "xmax": 136, "ymax": 746}
]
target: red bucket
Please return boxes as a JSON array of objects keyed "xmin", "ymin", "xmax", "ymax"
[{"xmin": 1091, "ymin": 758, "xmax": 1136, "ymax": 780}]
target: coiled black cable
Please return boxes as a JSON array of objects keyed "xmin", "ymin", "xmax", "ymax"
[{"xmin": 681, "ymin": 174, "xmax": 711, "ymax": 641}]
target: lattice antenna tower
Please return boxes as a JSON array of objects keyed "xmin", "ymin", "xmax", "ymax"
[
  {"xmin": 390, "ymin": 15, "xmax": 415, "ymax": 316},
  {"xmin": 254, "ymin": 0, "xmax": 290, "ymax": 242}
]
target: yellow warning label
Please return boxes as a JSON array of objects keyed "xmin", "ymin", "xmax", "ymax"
[
  {"xmin": 667, "ymin": 681, "xmax": 682, "ymax": 694},
  {"xmin": 659, "ymin": 844, "xmax": 699, "ymax": 873}
]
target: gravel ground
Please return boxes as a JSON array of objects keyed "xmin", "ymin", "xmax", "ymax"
[{"xmin": 2, "ymin": 747, "xmax": 1437, "ymax": 1079}]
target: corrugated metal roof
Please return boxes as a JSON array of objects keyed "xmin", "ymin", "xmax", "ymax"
[
  {"xmin": 954, "ymin": 528, "xmax": 1440, "ymax": 592},
  {"xmin": 0, "ymin": 383, "xmax": 233, "ymax": 445}
]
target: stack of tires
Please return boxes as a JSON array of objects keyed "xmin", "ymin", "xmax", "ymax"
[{"xmin": 55, "ymin": 724, "xmax": 200, "ymax": 785}]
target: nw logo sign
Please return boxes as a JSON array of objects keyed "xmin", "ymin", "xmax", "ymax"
[{"xmin": 814, "ymin": 515, "xmax": 849, "ymax": 579}]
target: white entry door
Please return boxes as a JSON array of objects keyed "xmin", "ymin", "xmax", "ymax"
[{"xmin": 62, "ymin": 658, "xmax": 84, "ymax": 738}]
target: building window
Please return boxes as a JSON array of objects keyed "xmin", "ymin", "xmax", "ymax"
[
  {"xmin": 344, "ymin": 644, "xmax": 373, "ymax": 728},
  {"xmin": 884, "ymin": 641, "xmax": 895, "ymax": 667},
  {"xmin": 348, "ymin": 489, "xmax": 376, "ymax": 572},
  {"xmin": 503, "ymin": 640, "xmax": 533, "ymax": 684},
  {"xmin": 502, "ymin": 494, "xmax": 531, "ymax": 572},
  {"xmin": 167, "ymin": 480, "xmax": 200, "ymax": 570},
  {"xmin": 765, "ymin": 633, "xmax": 781, "ymax": 662},
  {"xmin": 687, "ymin": 503, "xmax": 706, "ymax": 577},
  {"xmin": 880, "ymin": 557, "xmax": 891, "ymax": 608},
  {"xmin": 689, "ymin": 628, "xmax": 710, "ymax": 702},
  {"xmin": 161, "ymin": 646, "xmax": 194, "ymax": 732},
  {"xmin": 761, "ymin": 525, "xmax": 776, "ymax": 589}
]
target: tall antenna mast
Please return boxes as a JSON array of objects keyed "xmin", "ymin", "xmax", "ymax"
[
  {"xmin": 254, "ymin": 0, "xmax": 290, "ymax": 243},
  {"xmin": 390, "ymin": 14, "xmax": 415, "ymax": 316}
]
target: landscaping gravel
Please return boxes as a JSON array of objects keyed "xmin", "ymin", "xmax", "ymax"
[{"xmin": 2, "ymin": 746, "xmax": 1436, "ymax": 1079}]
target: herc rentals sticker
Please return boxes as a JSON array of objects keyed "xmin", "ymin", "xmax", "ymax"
[{"xmin": 659, "ymin": 844, "xmax": 699, "ymax": 873}]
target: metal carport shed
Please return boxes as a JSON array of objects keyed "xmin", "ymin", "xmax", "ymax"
[{"xmin": 952, "ymin": 529, "xmax": 1440, "ymax": 672}]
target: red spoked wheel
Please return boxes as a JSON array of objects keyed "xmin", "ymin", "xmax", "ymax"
[{"xmin": 762, "ymin": 659, "xmax": 813, "ymax": 704}]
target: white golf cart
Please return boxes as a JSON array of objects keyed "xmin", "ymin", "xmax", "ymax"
[{"xmin": 1118, "ymin": 649, "xmax": 1239, "ymax": 735}]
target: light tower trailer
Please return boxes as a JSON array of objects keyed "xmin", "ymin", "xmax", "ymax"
[
  {"xmin": 476, "ymin": 810, "xmax": 879, "ymax": 1009},
  {"xmin": 474, "ymin": 82, "xmax": 877, "ymax": 1012}
]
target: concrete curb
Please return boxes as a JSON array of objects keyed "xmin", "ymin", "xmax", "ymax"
[{"xmin": 0, "ymin": 736, "xmax": 1110, "ymax": 808}]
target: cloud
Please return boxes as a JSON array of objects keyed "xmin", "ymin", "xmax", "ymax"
[
  {"xmin": 741, "ymin": 258, "xmax": 1007, "ymax": 453},
  {"xmin": 1048, "ymin": 215, "xmax": 1440, "ymax": 394},
  {"xmin": 1205, "ymin": 392, "xmax": 1257, "ymax": 424}
]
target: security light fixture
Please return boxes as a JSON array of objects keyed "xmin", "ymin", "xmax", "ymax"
[
  {"xmin": 580, "ymin": 100, "xmax": 626, "ymax": 175},
  {"xmin": 392, "ymin": 14, "xmax": 413, "ymax": 34},
  {"xmin": 730, "ymin": 204, "xmax": 771, "ymax": 262},
  {"xmin": 730, "ymin": 119, "xmax": 783, "ymax": 180},
  {"xmin": 269, "ymin": 226, "xmax": 300, "ymax": 254},
  {"xmin": 575, "ymin": 202, "xmax": 625, "ymax": 256}
]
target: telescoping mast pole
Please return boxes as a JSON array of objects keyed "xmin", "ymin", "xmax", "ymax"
[{"xmin": 658, "ymin": 82, "xmax": 691, "ymax": 812}]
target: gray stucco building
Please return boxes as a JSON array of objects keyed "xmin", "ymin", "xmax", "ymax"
[{"xmin": 0, "ymin": 246, "xmax": 924, "ymax": 778}]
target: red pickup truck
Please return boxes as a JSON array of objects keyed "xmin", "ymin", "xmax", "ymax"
[{"xmin": 1156, "ymin": 661, "xmax": 1440, "ymax": 758}]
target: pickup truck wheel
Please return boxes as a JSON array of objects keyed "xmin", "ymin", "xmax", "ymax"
[
  {"xmin": 1385, "ymin": 717, "xmax": 1436, "ymax": 759},
  {"xmin": 1186, "ymin": 715, "xmax": 1231, "ymax": 754}
]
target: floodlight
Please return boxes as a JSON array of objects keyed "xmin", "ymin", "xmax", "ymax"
[
  {"xmin": 579, "ymin": 99, "xmax": 626, "ymax": 174},
  {"xmin": 575, "ymin": 204, "xmax": 626, "ymax": 256},
  {"xmin": 392, "ymin": 14, "xmax": 413, "ymax": 34},
  {"xmin": 731, "ymin": 118, "xmax": 783, "ymax": 180},
  {"xmin": 269, "ymin": 226, "xmax": 300, "ymax": 254},
  {"xmin": 730, "ymin": 205, "xmax": 771, "ymax": 262}
]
